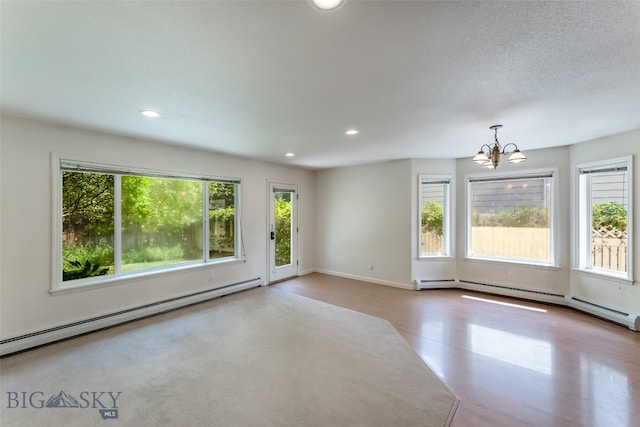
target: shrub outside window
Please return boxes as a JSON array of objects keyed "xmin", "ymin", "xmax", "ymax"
[
  {"xmin": 58, "ymin": 158, "xmax": 240, "ymax": 288},
  {"xmin": 419, "ymin": 176, "xmax": 452, "ymax": 257},
  {"xmin": 577, "ymin": 157, "xmax": 633, "ymax": 279},
  {"xmin": 467, "ymin": 171, "xmax": 555, "ymax": 265},
  {"xmin": 62, "ymin": 171, "xmax": 115, "ymax": 281}
]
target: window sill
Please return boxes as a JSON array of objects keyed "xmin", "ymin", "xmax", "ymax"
[
  {"xmin": 50, "ymin": 258, "xmax": 245, "ymax": 296},
  {"xmin": 571, "ymin": 268, "xmax": 634, "ymax": 286},
  {"xmin": 463, "ymin": 256, "xmax": 561, "ymax": 271},
  {"xmin": 418, "ymin": 255, "xmax": 455, "ymax": 261}
]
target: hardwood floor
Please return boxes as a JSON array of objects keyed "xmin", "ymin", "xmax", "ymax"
[{"xmin": 271, "ymin": 273, "xmax": 640, "ymax": 427}]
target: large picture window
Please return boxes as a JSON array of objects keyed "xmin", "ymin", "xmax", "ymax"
[
  {"xmin": 57, "ymin": 158, "xmax": 240, "ymax": 288},
  {"xmin": 577, "ymin": 157, "xmax": 633, "ymax": 279},
  {"xmin": 419, "ymin": 176, "xmax": 452, "ymax": 257},
  {"xmin": 467, "ymin": 171, "xmax": 554, "ymax": 265}
]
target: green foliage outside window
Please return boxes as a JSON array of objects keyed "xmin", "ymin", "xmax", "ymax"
[
  {"xmin": 592, "ymin": 201, "xmax": 627, "ymax": 232},
  {"xmin": 63, "ymin": 172, "xmax": 115, "ymax": 280},
  {"xmin": 63, "ymin": 243, "xmax": 114, "ymax": 277},
  {"xmin": 62, "ymin": 172, "xmax": 115, "ymax": 239},
  {"xmin": 498, "ymin": 206, "xmax": 549, "ymax": 228},
  {"xmin": 209, "ymin": 182, "xmax": 236, "ymax": 257},
  {"xmin": 62, "ymin": 260, "xmax": 109, "ymax": 281},
  {"xmin": 275, "ymin": 195, "xmax": 291, "ymax": 267},
  {"xmin": 471, "ymin": 202, "xmax": 626, "ymax": 231},
  {"xmin": 62, "ymin": 171, "xmax": 237, "ymax": 281},
  {"xmin": 122, "ymin": 176, "xmax": 202, "ymax": 237},
  {"xmin": 472, "ymin": 206, "xmax": 549, "ymax": 228},
  {"xmin": 421, "ymin": 201, "xmax": 443, "ymax": 236}
]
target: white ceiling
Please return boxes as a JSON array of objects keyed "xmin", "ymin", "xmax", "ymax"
[{"xmin": 2, "ymin": 1, "xmax": 639, "ymax": 169}]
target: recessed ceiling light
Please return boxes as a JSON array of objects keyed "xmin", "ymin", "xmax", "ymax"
[
  {"xmin": 285, "ymin": 153, "xmax": 295, "ymax": 158},
  {"xmin": 309, "ymin": 0, "xmax": 345, "ymax": 11},
  {"xmin": 140, "ymin": 110, "xmax": 161, "ymax": 118},
  {"xmin": 345, "ymin": 129, "xmax": 359, "ymax": 135}
]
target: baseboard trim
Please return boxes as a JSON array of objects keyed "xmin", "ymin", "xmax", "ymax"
[
  {"xmin": 315, "ymin": 269, "xmax": 413, "ymax": 290},
  {"xmin": 0, "ymin": 278, "xmax": 263, "ymax": 356}
]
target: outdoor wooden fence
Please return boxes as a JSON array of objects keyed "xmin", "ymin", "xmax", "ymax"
[
  {"xmin": 592, "ymin": 228, "xmax": 627, "ymax": 272},
  {"xmin": 422, "ymin": 227, "xmax": 627, "ymax": 273},
  {"xmin": 470, "ymin": 227, "xmax": 550, "ymax": 261}
]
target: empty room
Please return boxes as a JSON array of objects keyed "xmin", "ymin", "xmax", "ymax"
[{"xmin": 1, "ymin": 1, "xmax": 639, "ymax": 426}]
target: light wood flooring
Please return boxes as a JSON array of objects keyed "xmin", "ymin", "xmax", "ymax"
[{"xmin": 272, "ymin": 273, "xmax": 640, "ymax": 427}]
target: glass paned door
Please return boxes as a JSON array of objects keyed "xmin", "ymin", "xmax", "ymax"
[{"xmin": 269, "ymin": 183, "xmax": 297, "ymax": 283}]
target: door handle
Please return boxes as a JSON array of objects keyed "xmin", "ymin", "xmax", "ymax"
[{"xmin": 270, "ymin": 231, "xmax": 275, "ymax": 240}]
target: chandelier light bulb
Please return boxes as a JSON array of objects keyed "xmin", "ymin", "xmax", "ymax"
[{"xmin": 310, "ymin": 0, "xmax": 345, "ymax": 11}]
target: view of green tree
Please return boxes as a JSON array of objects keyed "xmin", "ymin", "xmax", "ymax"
[
  {"xmin": 122, "ymin": 176, "xmax": 202, "ymax": 235},
  {"xmin": 499, "ymin": 206, "xmax": 549, "ymax": 228},
  {"xmin": 62, "ymin": 171, "xmax": 114, "ymax": 238},
  {"xmin": 275, "ymin": 194, "xmax": 291, "ymax": 266},
  {"xmin": 421, "ymin": 201, "xmax": 443, "ymax": 236},
  {"xmin": 592, "ymin": 201, "xmax": 627, "ymax": 232},
  {"xmin": 121, "ymin": 176, "xmax": 150, "ymax": 231},
  {"xmin": 62, "ymin": 172, "xmax": 115, "ymax": 279},
  {"xmin": 121, "ymin": 176, "xmax": 203, "ymax": 271}
]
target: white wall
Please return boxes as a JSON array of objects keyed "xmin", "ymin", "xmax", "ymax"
[
  {"xmin": 315, "ymin": 160, "xmax": 413, "ymax": 289},
  {"xmin": 569, "ymin": 129, "xmax": 640, "ymax": 316},
  {"xmin": 0, "ymin": 115, "xmax": 316, "ymax": 339},
  {"xmin": 455, "ymin": 145, "xmax": 572, "ymax": 296}
]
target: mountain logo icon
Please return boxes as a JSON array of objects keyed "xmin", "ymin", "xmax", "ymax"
[{"xmin": 45, "ymin": 391, "xmax": 80, "ymax": 408}]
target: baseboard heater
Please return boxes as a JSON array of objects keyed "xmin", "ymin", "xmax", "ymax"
[
  {"xmin": 458, "ymin": 280, "xmax": 565, "ymax": 301},
  {"xmin": 415, "ymin": 279, "xmax": 457, "ymax": 290},
  {"xmin": 419, "ymin": 279, "xmax": 638, "ymax": 331},
  {"xmin": 417, "ymin": 278, "xmax": 567, "ymax": 304},
  {"xmin": 569, "ymin": 297, "xmax": 639, "ymax": 331},
  {"xmin": 0, "ymin": 277, "xmax": 263, "ymax": 357}
]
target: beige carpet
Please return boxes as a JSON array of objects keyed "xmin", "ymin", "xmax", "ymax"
[{"xmin": 0, "ymin": 287, "xmax": 458, "ymax": 426}]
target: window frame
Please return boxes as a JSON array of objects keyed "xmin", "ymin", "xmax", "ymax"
[
  {"xmin": 575, "ymin": 156, "xmax": 633, "ymax": 282},
  {"xmin": 51, "ymin": 154, "xmax": 243, "ymax": 294},
  {"xmin": 418, "ymin": 174, "xmax": 454, "ymax": 259},
  {"xmin": 465, "ymin": 168, "xmax": 558, "ymax": 267}
]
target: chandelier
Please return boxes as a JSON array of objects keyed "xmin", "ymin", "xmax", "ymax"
[{"xmin": 472, "ymin": 125, "xmax": 527, "ymax": 169}]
